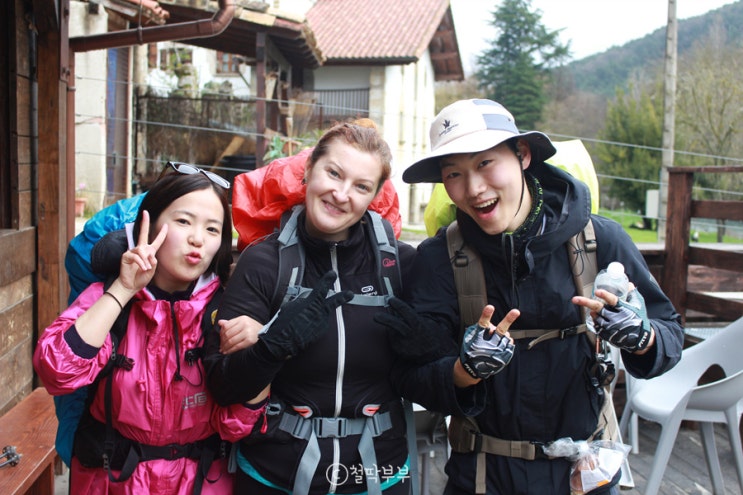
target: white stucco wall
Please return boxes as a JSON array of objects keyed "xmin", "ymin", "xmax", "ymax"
[
  {"xmin": 312, "ymin": 54, "xmax": 437, "ymax": 228},
  {"xmin": 71, "ymin": 1, "xmax": 108, "ymax": 212}
]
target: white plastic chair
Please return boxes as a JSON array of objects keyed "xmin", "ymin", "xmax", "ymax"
[{"xmin": 618, "ymin": 317, "xmax": 743, "ymax": 495}]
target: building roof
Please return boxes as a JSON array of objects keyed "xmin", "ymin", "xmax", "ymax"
[
  {"xmin": 155, "ymin": 0, "xmax": 324, "ymax": 69},
  {"xmin": 306, "ymin": 0, "xmax": 463, "ymax": 81}
]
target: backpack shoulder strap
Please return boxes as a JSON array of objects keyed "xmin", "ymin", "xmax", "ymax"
[
  {"xmin": 365, "ymin": 210, "xmax": 401, "ymax": 298},
  {"xmin": 270, "ymin": 206, "xmax": 307, "ymax": 313},
  {"xmin": 567, "ymin": 217, "xmax": 598, "ymax": 299},
  {"xmin": 566, "ymin": 217, "xmax": 598, "ymax": 347},
  {"xmin": 445, "ymin": 221, "xmax": 487, "ymax": 341}
]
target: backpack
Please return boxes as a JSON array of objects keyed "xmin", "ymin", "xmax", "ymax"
[
  {"xmin": 265, "ymin": 205, "xmax": 421, "ymax": 495},
  {"xmin": 444, "ymin": 218, "xmax": 631, "ymax": 494}
]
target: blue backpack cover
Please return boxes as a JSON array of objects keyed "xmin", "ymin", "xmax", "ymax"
[{"xmin": 56, "ymin": 193, "xmax": 145, "ymax": 467}]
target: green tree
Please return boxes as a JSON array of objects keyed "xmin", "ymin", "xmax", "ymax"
[
  {"xmin": 596, "ymin": 83, "xmax": 663, "ymax": 212},
  {"xmin": 475, "ymin": 0, "xmax": 569, "ymax": 129}
]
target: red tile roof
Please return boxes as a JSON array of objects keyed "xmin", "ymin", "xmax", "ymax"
[{"xmin": 307, "ymin": 0, "xmax": 462, "ymax": 78}]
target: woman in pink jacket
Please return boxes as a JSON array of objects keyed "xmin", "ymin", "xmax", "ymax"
[{"xmin": 34, "ymin": 166, "xmax": 268, "ymax": 494}]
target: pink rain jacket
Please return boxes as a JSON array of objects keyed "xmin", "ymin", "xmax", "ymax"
[{"xmin": 34, "ymin": 276, "xmax": 263, "ymax": 494}]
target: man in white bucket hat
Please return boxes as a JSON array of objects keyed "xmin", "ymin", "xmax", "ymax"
[{"xmin": 377, "ymin": 99, "xmax": 684, "ymax": 494}]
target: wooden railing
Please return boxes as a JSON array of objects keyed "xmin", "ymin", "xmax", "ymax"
[{"xmin": 656, "ymin": 166, "xmax": 743, "ymax": 325}]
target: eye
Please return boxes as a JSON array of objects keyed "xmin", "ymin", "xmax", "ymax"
[
  {"xmin": 356, "ymin": 183, "xmax": 372, "ymax": 193},
  {"xmin": 328, "ymin": 168, "xmax": 341, "ymax": 178},
  {"xmin": 207, "ymin": 226, "xmax": 221, "ymax": 235},
  {"xmin": 443, "ymin": 170, "xmax": 460, "ymax": 181},
  {"xmin": 477, "ymin": 159, "xmax": 492, "ymax": 169},
  {"xmin": 176, "ymin": 217, "xmax": 190, "ymax": 225}
]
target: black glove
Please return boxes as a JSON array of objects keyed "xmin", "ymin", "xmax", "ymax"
[
  {"xmin": 595, "ymin": 289, "xmax": 652, "ymax": 353},
  {"xmin": 460, "ymin": 323, "xmax": 514, "ymax": 380},
  {"xmin": 373, "ymin": 297, "xmax": 456, "ymax": 364},
  {"xmin": 259, "ymin": 271, "xmax": 353, "ymax": 361}
]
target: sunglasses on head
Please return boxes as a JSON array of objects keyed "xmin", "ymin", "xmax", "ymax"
[{"xmin": 163, "ymin": 162, "xmax": 231, "ymax": 189}]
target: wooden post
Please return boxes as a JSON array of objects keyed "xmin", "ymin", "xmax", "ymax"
[
  {"xmin": 36, "ymin": 0, "xmax": 70, "ymax": 331},
  {"xmin": 663, "ymin": 169, "xmax": 693, "ymax": 324},
  {"xmin": 256, "ymin": 31, "xmax": 266, "ymax": 168}
]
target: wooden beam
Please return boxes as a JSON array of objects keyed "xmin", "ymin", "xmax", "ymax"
[
  {"xmin": 686, "ymin": 292, "xmax": 743, "ymax": 322},
  {"xmin": 689, "ymin": 247, "xmax": 743, "ymax": 273},
  {"xmin": 36, "ymin": 0, "xmax": 69, "ymax": 332},
  {"xmin": 691, "ymin": 200, "xmax": 743, "ymax": 222}
]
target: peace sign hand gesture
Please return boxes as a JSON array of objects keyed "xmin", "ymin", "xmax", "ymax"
[
  {"xmin": 459, "ymin": 305, "xmax": 519, "ymax": 381},
  {"xmin": 118, "ymin": 210, "xmax": 168, "ymax": 294}
]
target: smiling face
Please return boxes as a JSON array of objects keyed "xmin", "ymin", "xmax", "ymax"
[
  {"xmin": 151, "ymin": 188, "xmax": 225, "ymax": 293},
  {"xmin": 441, "ymin": 140, "xmax": 533, "ymax": 235},
  {"xmin": 303, "ymin": 138, "xmax": 383, "ymax": 241}
]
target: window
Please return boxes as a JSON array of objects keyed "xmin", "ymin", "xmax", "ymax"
[
  {"xmin": 158, "ymin": 47, "xmax": 193, "ymax": 71},
  {"xmin": 216, "ymin": 52, "xmax": 240, "ymax": 74}
]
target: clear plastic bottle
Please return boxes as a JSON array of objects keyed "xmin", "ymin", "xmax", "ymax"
[{"xmin": 594, "ymin": 261, "xmax": 629, "ymax": 302}]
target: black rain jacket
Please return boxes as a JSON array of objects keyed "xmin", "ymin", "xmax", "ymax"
[{"xmin": 402, "ymin": 164, "xmax": 684, "ymax": 495}]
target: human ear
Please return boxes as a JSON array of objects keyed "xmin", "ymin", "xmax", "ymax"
[{"xmin": 516, "ymin": 140, "xmax": 532, "ymax": 170}]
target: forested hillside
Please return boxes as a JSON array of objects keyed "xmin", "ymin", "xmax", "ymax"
[{"xmin": 567, "ymin": 1, "xmax": 743, "ymax": 96}]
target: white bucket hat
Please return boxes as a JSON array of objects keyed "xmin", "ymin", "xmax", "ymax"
[{"xmin": 403, "ymin": 99, "xmax": 557, "ymax": 183}]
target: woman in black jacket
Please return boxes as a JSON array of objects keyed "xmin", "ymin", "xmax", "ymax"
[
  {"xmin": 203, "ymin": 120, "xmax": 490, "ymax": 495},
  {"xmin": 394, "ymin": 99, "xmax": 684, "ymax": 495}
]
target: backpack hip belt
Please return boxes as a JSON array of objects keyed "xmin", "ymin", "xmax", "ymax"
[
  {"xmin": 277, "ymin": 407, "xmax": 394, "ymax": 495},
  {"xmin": 448, "ymin": 417, "xmax": 551, "ymax": 461}
]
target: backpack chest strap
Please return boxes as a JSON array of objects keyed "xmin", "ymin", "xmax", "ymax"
[{"xmin": 510, "ymin": 323, "xmax": 590, "ymax": 349}]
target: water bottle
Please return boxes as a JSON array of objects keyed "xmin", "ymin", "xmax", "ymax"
[{"xmin": 594, "ymin": 261, "xmax": 629, "ymax": 302}]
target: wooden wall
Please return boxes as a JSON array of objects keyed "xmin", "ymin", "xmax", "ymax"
[
  {"xmin": 0, "ymin": 0, "xmax": 37, "ymax": 415},
  {"xmin": 0, "ymin": 0, "xmax": 69, "ymax": 416}
]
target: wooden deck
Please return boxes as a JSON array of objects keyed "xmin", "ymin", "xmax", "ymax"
[{"xmin": 626, "ymin": 419, "xmax": 742, "ymax": 494}]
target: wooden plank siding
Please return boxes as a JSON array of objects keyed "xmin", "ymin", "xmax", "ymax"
[{"xmin": 0, "ymin": 0, "xmax": 38, "ymax": 414}]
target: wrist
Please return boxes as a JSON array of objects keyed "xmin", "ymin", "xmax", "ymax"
[
  {"xmin": 106, "ymin": 279, "xmax": 138, "ymax": 306},
  {"xmin": 454, "ymin": 359, "xmax": 481, "ymax": 387}
]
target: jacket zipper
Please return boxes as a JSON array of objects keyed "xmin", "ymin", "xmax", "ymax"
[{"xmin": 330, "ymin": 243, "xmax": 343, "ymax": 493}]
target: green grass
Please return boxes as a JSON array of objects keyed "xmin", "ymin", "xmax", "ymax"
[{"xmin": 599, "ymin": 209, "xmax": 743, "ymax": 244}]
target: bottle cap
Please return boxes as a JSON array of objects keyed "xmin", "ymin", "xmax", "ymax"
[{"xmin": 607, "ymin": 262, "xmax": 625, "ymax": 277}]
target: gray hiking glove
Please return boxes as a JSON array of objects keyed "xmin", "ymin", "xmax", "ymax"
[
  {"xmin": 595, "ymin": 289, "xmax": 652, "ymax": 352},
  {"xmin": 460, "ymin": 323, "xmax": 514, "ymax": 380},
  {"xmin": 373, "ymin": 297, "xmax": 457, "ymax": 364},
  {"xmin": 259, "ymin": 271, "xmax": 353, "ymax": 361}
]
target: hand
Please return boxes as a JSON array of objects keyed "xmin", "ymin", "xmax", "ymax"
[
  {"xmin": 118, "ymin": 210, "xmax": 168, "ymax": 293},
  {"xmin": 595, "ymin": 289, "xmax": 653, "ymax": 353},
  {"xmin": 259, "ymin": 271, "xmax": 353, "ymax": 361},
  {"xmin": 373, "ymin": 297, "xmax": 456, "ymax": 364},
  {"xmin": 459, "ymin": 305, "xmax": 518, "ymax": 380},
  {"xmin": 218, "ymin": 315, "xmax": 263, "ymax": 355}
]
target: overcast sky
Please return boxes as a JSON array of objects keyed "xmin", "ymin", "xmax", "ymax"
[{"xmin": 450, "ymin": 0, "xmax": 738, "ymax": 75}]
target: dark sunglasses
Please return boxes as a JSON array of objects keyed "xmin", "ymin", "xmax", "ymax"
[{"xmin": 163, "ymin": 161, "xmax": 231, "ymax": 189}]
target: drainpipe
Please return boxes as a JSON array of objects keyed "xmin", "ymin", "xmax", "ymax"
[{"xmin": 69, "ymin": 0, "xmax": 236, "ymax": 53}]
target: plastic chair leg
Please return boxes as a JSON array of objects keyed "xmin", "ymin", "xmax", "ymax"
[
  {"xmin": 643, "ymin": 415, "xmax": 684, "ymax": 495},
  {"xmin": 630, "ymin": 413, "xmax": 639, "ymax": 454},
  {"xmin": 699, "ymin": 422, "xmax": 724, "ymax": 493},
  {"xmin": 725, "ymin": 408, "xmax": 743, "ymax": 494}
]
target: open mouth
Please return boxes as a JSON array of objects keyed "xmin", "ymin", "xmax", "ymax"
[{"xmin": 474, "ymin": 198, "xmax": 498, "ymax": 215}]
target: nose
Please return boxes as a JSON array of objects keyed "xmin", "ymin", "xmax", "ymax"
[
  {"xmin": 189, "ymin": 229, "xmax": 204, "ymax": 246},
  {"xmin": 465, "ymin": 173, "xmax": 486, "ymax": 199},
  {"xmin": 332, "ymin": 183, "xmax": 351, "ymax": 203}
]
